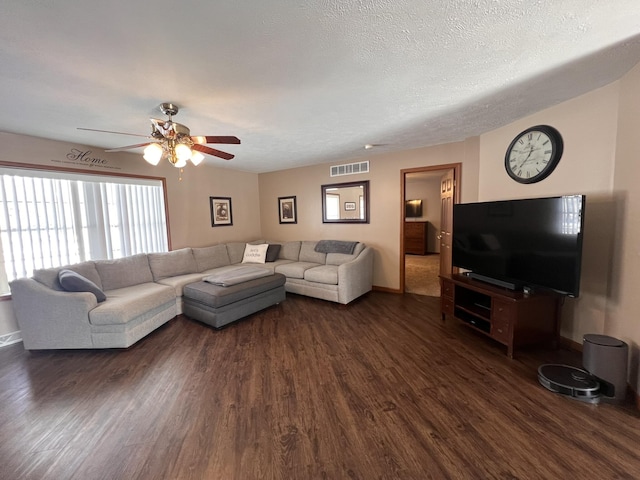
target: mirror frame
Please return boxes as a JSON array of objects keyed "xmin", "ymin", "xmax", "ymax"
[{"xmin": 321, "ymin": 180, "xmax": 370, "ymax": 224}]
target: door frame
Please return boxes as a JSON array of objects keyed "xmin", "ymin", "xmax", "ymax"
[{"xmin": 400, "ymin": 163, "xmax": 462, "ymax": 293}]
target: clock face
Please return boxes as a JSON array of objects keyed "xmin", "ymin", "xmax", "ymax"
[{"xmin": 505, "ymin": 125, "xmax": 563, "ymax": 184}]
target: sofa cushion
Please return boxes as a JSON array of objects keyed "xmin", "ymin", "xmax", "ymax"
[
  {"xmin": 303, "ymin": 265, "xmax": 339, "ymax": 285},
  {"xmin": 89, "ymin": 283, "xmax": 176, "ymax": 325},
  {"xmin": 266, "ymin": 244, "xmax": 281, "ymax": 262},
  {"xmin": 95, "ymin": 254, "xmax": 153, "ymax": 291},
  {"xmin": 148, "ymin": 248, "xmax": 198, "ymax": 281},
  {"xmin": 33, "ymin": 261, "xmax": 103, "ymax": 291},
  {"xmin": 314, "ymin": 240, "xmax": 359, "ymax": 254},
  {"xmin": 280, "ymin": 241, "xmax": 301, "ymax": 261},
  {"xmin": 250, "ymin": 259, "xmax": 291, "ymax": 273},
  {"xmin": 275, "ymin": 262, "xmax": 321, "ymax": 279},
  {"xmin": 226, "ymin": 242, "xmax": 247, "ymax": 264},
  {"xmin": 326, "ymin": 243, "xmax": 366, "ymax": 265},
  {"xmin": 242, "ymin": 243, "xmax": 269, "ymax": 264},
  {"xmin": 299, "ymin": 241, "xmax": 326, "ymax": 264},
  {"xmin": 192, "ymin": 244, "xmax": 230, "ymax": 272},
  {"xmin": 156, "ymin": 273, "xmax": 206, "ymax": 297},
  {"xmin": 58, "ymin": 269, "xmax": 107, "ymax": 302}
]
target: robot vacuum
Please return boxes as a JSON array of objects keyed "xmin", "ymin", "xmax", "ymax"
[{"xmin": 538, "ymin": 364, "xmax": 601, "ymax": 404}]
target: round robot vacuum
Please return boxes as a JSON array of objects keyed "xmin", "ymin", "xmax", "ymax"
[{"xmin": 538, "ymin": 364, "xmax": 601, "ymax": 404}]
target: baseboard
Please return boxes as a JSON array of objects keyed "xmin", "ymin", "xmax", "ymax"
[
  {"xmin": 558, "ymin": 336, "xmax": 583, "ymax": 352},
  {"xmin": 0, "ymin": 331, "xmax": 22, "ymax": 348},
  {"xmin": 372, "ymin": 285, "xmax": 401, "ymax": 294}
]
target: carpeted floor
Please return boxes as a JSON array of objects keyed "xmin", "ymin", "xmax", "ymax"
[{"xmin": 405, "ymin": 253, "xmax": 441, "ymax": 296}]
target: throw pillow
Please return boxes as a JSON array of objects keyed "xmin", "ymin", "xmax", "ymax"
[
  {"xmin": 58, "ymin": 269, "xmax": 107, "ymax": 303},
  {"xmin": 266, "ymin": 244, "xmax": 281, "ymax": 262},
  {"xmin": 241, "ymin": 243, "xmax": 269, "ymax": 264}
]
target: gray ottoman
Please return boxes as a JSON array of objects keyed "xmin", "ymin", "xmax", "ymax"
[{"xmin": 183, "ymin": 273, "xmax": 286, "ymax": 329}]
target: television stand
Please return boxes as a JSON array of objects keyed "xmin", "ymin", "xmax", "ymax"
[{"xmin": 440, "ymin": 274, "xmax": 561, "ymax": 358}]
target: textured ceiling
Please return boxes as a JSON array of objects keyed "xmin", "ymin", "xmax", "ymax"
[{"xmin": 1, "ymin": 1, "xmax": 640, "ymax": 173}]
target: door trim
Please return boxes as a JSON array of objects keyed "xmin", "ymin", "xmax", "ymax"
[{"xmin": 400, "ymin": 163, "xmax": 461, "ymax": 293}]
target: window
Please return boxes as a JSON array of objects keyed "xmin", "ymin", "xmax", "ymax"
[{"xmin": 0, "ymin": 168, "xmax": 169, "ymax": 294}]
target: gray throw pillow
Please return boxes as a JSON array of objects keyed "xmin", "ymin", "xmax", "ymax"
[
  {"xmin": 58, "ymin": 269, "xmax": 107, "ymax": 303},
  {"xmin": 266, "ymin": 244, "xmax": 281, "ymax": 262}
]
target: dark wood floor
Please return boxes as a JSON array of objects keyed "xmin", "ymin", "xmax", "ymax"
[{"xmin": 1, "ymin": 292, "xmax": 639, "ymax": 480}]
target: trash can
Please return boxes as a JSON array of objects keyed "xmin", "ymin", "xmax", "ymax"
[{"xmin": 583, "ymin": 334, "xmax": 628, "ymax": 403}]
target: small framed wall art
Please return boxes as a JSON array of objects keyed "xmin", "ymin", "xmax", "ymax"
[
  {"xmin": 210, "ymin": 196, "xmax": 233, "ymax": 227},
  {"xmin": 278, "ymin": 196, "xmax": 297, "ymax": 224},
  {"xmin": 344, "ymin": 202, "xmax": 356, "ymax": 211}
]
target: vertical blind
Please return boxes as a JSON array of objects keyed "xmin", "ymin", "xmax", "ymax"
[{"xmin": 0, "ymin": 169, "xmax": 168, "ymax": 293}]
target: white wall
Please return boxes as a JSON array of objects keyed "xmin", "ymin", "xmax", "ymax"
[
  {"xmin": 609, "ymin": 61, "xmax": 640, "ymax": 390},
  {"xmin": 258, "ymin": 138, "xmax": 480, "ymax": 290},
  {"xmin": 478, "ymin": 82, "xmax": 620, "ymax": 344}
]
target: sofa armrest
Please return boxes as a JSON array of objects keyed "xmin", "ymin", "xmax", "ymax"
[
  {"xmin": 10, "ymin": 278, "xmax": 97, "ymax": 350},
  {"xmin": 337, "ymin": 246, "xmax": 374, "ymax": 304}
]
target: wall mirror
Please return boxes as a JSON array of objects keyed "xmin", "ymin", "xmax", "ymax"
[{"xmin": 321, "ymin": 180, "xmax": 369, "ymax": 223}]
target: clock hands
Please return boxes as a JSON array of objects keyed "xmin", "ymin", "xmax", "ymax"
[{"xmin": 517, "ymin": 144, "xmax": 539, "ymax": 170}]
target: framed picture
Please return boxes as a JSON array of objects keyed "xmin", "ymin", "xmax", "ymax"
[
  {"xmin": 210, "ymin": 197, "xmax": 233, "ymax": 226},
  {"xmin": 344, "ymin": 202, "xmax": 356, "ymax": 211},
  {"xmin": 278, "ymin": 196, "xmax": 297, "ymax": 224}
]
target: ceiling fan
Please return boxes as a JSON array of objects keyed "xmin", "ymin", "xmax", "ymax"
[{"xmin": 78, "ymin": 103, "xmax": 240, "ymax": 167}]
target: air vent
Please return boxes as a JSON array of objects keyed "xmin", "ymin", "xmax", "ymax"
[{"xmin": 330, "ymin": 161, "xmax": 370, "ymax": 177}]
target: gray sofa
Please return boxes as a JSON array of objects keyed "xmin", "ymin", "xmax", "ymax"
[{"xmin": 9, "ymin": 240, "xmax": 373, "ymax": 350}]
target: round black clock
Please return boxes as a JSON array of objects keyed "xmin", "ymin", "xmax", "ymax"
[{"xmin": 504, "ymin": 125, "xmax": 563, "ymax": 184}]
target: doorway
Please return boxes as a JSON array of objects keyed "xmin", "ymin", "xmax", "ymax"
[{"xmin": 400, "ymin": 163, "xmax": 461, "ymax": 295}]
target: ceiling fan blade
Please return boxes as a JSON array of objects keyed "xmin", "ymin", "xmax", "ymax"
[
  {"xmin": 77, "ymin": 127, "xmax": 150, "ymax": 138},
  {"xmin": 192, "ymin": 144, "xmax": 235, "ymax": 160},
  {"xmin": 191, "ymin": 135, "xmax": 241, "ymax": 145},
  {"xmin": 105, "ymin": 142, "xmax": 155, "ymax": 152}
]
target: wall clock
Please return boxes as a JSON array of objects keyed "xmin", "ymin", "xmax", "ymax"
[{"xmin": 504, "ymin": 125, "xmax": 563, "ymax": 184}]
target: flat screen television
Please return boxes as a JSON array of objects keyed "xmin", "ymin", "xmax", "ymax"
[
  {"xmin": 452, "ymin": 195, "xmax": 585, "ymax": 297},
  {"xmin": 405, "ymin": 199, "xmax": 423, "ymax": 218}
]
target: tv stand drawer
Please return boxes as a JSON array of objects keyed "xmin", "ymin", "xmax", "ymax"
[{"xmin": 491, "ymin": 317, "xmax": 510, "ymax": 344}]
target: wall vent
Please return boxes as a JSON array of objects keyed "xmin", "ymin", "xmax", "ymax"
[{"xmin": 330, "ymin": 161, "xmax": 369, "ymax": 177}]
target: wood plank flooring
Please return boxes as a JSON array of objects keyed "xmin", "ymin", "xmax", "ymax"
[{"xmin": 1, "ymin": 292, "xmax": 639, "ymax": 479}]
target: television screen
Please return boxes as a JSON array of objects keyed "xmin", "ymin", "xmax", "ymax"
[
  {"xmin": 452, "ymin": 195, "xmax": 585, "ymax": 296},
  {"xmin": 405, "ymin": 199, "xmax": 423, "ymax": 218}
]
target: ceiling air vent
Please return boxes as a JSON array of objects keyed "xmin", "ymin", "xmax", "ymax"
[{"xmin": 330, "ymin": 161, "xmax": 370, "ymax": 177}]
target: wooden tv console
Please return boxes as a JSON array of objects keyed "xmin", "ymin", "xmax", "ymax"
[{"xmin": 440, "ymin": 274, "xmax": 561, "ymax": 358}]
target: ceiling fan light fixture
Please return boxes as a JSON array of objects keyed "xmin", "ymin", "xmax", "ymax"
[
  {"xmin": 190, "ymin": 151, "xmax": 205, "ymax": 166},
  {"xmin": 174, "ymin": 143, "xmax": 192, "ymax": 162},
  {"xmin": 173, "ymin": 156, "xmax": 188, "ymax": 168},
  {"xmin": 143, "ymin": 143, "xmax": 163, "ymax": 165}
]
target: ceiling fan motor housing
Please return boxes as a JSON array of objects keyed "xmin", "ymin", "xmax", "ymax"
[{"xmin": 159, "ymin": 102, "xmax": 179, "ymax": 117}]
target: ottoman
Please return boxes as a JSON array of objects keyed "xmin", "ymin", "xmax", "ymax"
[{"xmin": 183, "ymin": 273, "xmax": 286, "ymax": 329}]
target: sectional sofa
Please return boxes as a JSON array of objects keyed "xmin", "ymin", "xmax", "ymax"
[{"xmin": 9, "ymin": 240, "xmax": 373, "ymax": 350}]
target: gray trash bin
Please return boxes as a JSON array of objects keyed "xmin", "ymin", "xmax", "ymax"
[{"xmin": 583, "ymin": 334, "xmax": 628, "ymax": 403}]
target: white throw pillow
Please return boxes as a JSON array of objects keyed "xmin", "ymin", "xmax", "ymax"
[{"xmin": 241, "ymin": 243, "xmax": 269, "ymax": 264}]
